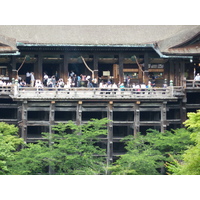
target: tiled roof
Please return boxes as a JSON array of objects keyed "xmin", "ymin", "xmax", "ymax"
[{"xmin": 0, "ymin": 25, "xmax": 199, "ymax": 54}]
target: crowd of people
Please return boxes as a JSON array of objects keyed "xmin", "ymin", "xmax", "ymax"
[
  {"xmin": 16, "ymin": 71, "xmax": 160, "ymax": 91},
  {"xmin": 0, "ymin": 79, "xmax": 12, "ymax": 86},
  {"xmin": 3, "ymin": 71, "xmax": 200, "ymax": 90},
  {"xmin": 0, "ymin": 69, "xmax": 179, "ymax": 91}
]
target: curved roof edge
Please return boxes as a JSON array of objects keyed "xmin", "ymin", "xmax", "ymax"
[
  {"xmin": 0, "ymin": 34, "xmax": 18, "ymax": 53},
  {"xmin": 157, "ymin": 25, "xmax": 200, "ymax": 54}
]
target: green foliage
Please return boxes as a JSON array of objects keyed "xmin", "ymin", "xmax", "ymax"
[
  {"xmin": 8, "ymin": 118, "xmax": 109, "ymax": 175},
  {"xmin": 0, "ymin": 122, "xmax": 23, "ymax": 175},
  {"xmin": 110, "ymin": 128, "xmax": 192, "ymax": 175},
  {"xmin": 167, "ymin": 110, "xmax": 200, "ymax": 175}
]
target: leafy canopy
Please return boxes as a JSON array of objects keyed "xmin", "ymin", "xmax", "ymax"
[
  {"xmin": 8, "ymin": 118, "xmax": 109, "ymax": 175},
  {"xmin": 167, "ymin": 110, "xmax": 200, "ymax": 175},
  {"xmin": 0, "ymin": 122, "xmax": 23, "ymax": 175},
  {"xmin": 110, "ymin": 128, "xmax": 192, "ymax": 175}
]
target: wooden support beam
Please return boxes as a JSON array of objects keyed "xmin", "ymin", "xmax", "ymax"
[
  {"xmin": 174, "ymin": 61, "xmax": 180, "ymax": 86},
  {"xmin": 161, "ymin": 102, "xmax": 167, "ymax": 132},
  {"xmin": 11, "ymin": 56, "xmax": 17, "ymax": 79},
  {"xmin": 118, "ymin": 53, "xmax": 124, "ymax": 83},
  {"xmin": 35, "ymin": 53, "xmax": 43, "ymax": 80},
  {"xmin": 107, "ymin": 102, "xmax": 113, "ymax": 167},
  {"xmin": 21, "ymin": 101, "xmax": 28, "ymax": 142},
  {"xmin": 134, "ymin": 103, "xmax": 140, "ymax": 136},
  {"xmin": 76, "ymin": 102, "xmax": 82, "ymax": 126},
  {"xmin": 180, "ymin": 60, "xmax": 185, "ymax": 86},
  {"xmin": 49, "ymin": 101, "xmax": 55, "ymax": 134},
  {"xmin": 144, "ymin": 52, "xmax": 149, "ymax": 85},
  {"xmin": 93, "ymin": 54, "xmax": 99, "ymax": 79},
  {"xmin": 63, "ymin": 53, "xmax": 69, "ymax": 83},
  {"xmin": 169, "ymin": 59, "xmax": 175, "ymax": 84}
]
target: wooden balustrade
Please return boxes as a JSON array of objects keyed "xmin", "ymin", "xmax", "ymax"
[
  {"xmin": 183, "ymin": 80, "xmax": 200, "ymax": 88},
  {"xmin": 8, "ymin": 86, "xmax": 184, "ymax": 100},
  {"xmin": 0, "ymin": 86, "xmax": 13, "ymax": 95}
]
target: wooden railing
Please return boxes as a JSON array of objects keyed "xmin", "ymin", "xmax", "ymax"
[
  {"xmin": 0, "ymin": 86, "xmax": 13, "ymax": 95},
  {"xmin": 9, "ymin": 86, "xmax": 185, "ymax": 100},
  {"xmin": 183, "ymin": 80, "xmax": 200, "ymax": 88}
]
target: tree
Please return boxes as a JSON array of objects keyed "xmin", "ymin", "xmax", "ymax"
[
  {"xmin": 8, "ymin": 118, "xmax": 109, "ymax": 175},
  {"xmin": 0, "ymin": 122, "xmax": 23, "ymax": 175},
  {"xmin": 110, "ymin": 128, "xmax": 192, "ymax": 175},
  {"xmin": 167, "ymin": 110, "xmax": 200, "ymax": 175}
]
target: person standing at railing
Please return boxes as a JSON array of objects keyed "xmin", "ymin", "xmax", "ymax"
[
  {"xmin": 30, "ymin": 72, "xmax": 35, "ymax": 87},
  {"xmin": 86, "ymin": 75, "xmax": 93, "ymax": 88},
  {"xmin": 35, "ymin": 79, "xmax": 43, "ymax": 90},
  {"xmin": 43, "ymin": 73, "xmax": 48, "ymax": 86},
  {"xmin": 119, "ymin": 83, "xmax": 125, "ymax": 91},
  {"xmin": 92, "ymin": 77, "xmax": 98, "ymax": 87},
  {"xmin": 77, "ymin": 75, "xmax": 81, "ymax": 87},
  {"xmin": 26, "ymin": 72, "xmax": 31, "ymax": 86},
  {"xmin": 194, "ymin": 73, "xmax": 200, "ymax": 87},
  {"xmin": 51, "ymin": 76, "xmax": 56, "ymax": 87}
]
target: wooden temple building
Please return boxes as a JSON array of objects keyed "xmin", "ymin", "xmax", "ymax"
[{"xmin": 0, "ymin": 25, "xmax": 200, "ymax": 162}]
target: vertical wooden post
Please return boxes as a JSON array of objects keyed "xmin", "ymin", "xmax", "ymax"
[
  {"xmin": 169, "ymin": 59, "xmax": 175, "ymax": 84},
  {"xmin": 164, "ymin": 61, "xmax": 170, "ymax": 84},
  {"xmin": 49, "ymin": 101, "xmax": 55, "ymax": 134},
  {"xmin": 180, "ymin": 93, "xmax": 187, "ymax": 126},
  {"xmin": 58, "ymin": 62, "xmax": 62, "ymax": 81},
  {"xmin": 118, "ymin": 53, "xmax": 124, "ymax": 83},
  {"xmin": 63, "ymin": 53, "xmax": 69, "ymax": 83},
  {"xmin": 113, "ymin": 64, "xmax": 119, "ymax": 83},
  {"xmin": 76, "ymin": 101, "xmax": 82, "ymax": 126},
  {"xmin": 21, "ymin": 100, "xmax": 28, "ymax": 142},
  {"xmin": 144, "ymin": 52, "xmax": 149, "ymax": 85},
  {"xmin": 174, "ymin": 61, "xmax": 180, "ymax": 86},
  {"xmin": 35, "ymin": 53, "xmax": 43, "ymax": 80},
  {"xmin": 161, "ymin": 101, "xmax": 167, "ymax": 133},
  {"xmin": 180, "ymin": 60, "xmax": 185, "ymax": 86},
  {"xmin": 11, "ymin": 56, "xmax": 17, "ymax": 79},
  {"xmin": 107, "ymin": 101, "xmax": 113, "ymax": 168},
  {"xmin": 93, "ymin": 53, "xmax": 99, "ymax": 79},
  {"xmin": 49, "ymin": 101, "xmax": 55, "ymax": 175},
  {"xmin": 134, "ymin": 103, "xmax": 140, "ymax": 136}
]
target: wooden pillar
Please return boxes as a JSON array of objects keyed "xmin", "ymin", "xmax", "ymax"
[
  {"xmin": 35, "ymin": 53, "xmax": 43, "ymax": 80},
  {"xmin": 169, "ymin": 59, "xmax": 175, "ymax": 84},
  {"xmin": 107, "ymin": 101, "xmax": 113, "ymax": 166},
  {"xmin": 134, "ymin": 102, "xmax": 140, "ymax": 136},
  {"xmin": 144, "ymin": 52, "xmax": 149, "ymax": 85},
  {"xmin": 63, "ymin": 53, "xmax": 69, "ymax": 83},
  {"xmin": 161, "ymin": 101, "xmax": 167, "ymax": 133},
  {"xmin": 174, "ymin": 61, "xmax": 179, "ymax": 86},
  {"xmin": 58, "ymin": 62, "xmax": 62, "ymax": 81},
  {"xmin": 181, "ymin": 92, "xmax": 187, "ymax": 126},
  {"xmin": 76, "ymin": 101, "xmax": 82, "ymax": 126},
  {"xmin": 48, "ymin": 101, "xmax": 55, "ymax": 175},
  {"xmin": 164, "ymin": 61, "xmax": 170, "ymax": 84},
  {"xmin": 21, "ymin": 100, "xmax": 28, "ymax": 142},
  {"xmin": 118, "ymin": 53, "xmax": 124, "ymax": 83},
  {"xmin": 93, "ymin": 53, "xmax": 99, "ymax": 79},
  {"xmin": 113, "ymin": 64, "xmax": 119, "ymax": 83},
  {"xmin": 180, "ymin": 60, "xmax": 185, "ymax": 86},
  {"xmin": 49, "ymin": 101, "xmax": 55, "ymax": 134},
  {"xmin": 11, "ymin": 56, "xmax": 17, "ymax": 79}
]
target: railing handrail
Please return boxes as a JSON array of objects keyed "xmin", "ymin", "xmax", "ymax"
[
  {"xmin": 184, "ymin": 79, "xmax": 200, "ymax": 88},
  {"xmin": 0, "ymin": 85, "xmax": 13, "ymax": 95},
  {"xmin": 8, "ymin": 85, "xmax": 184, "ymax": 100}
]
